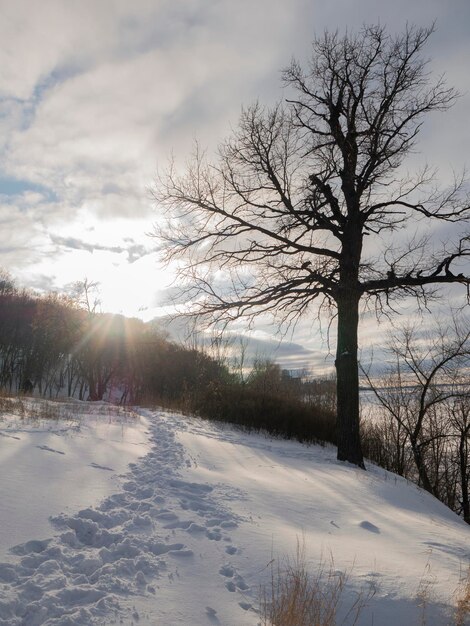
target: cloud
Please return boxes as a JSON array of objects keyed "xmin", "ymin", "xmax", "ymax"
[
  {"xmin": 49, "ymin": 234, "xmax": 150, "ymax": 263},
  {"xmin": 0, "ymin": 0, "xmax": 468, "ymax": 363}
]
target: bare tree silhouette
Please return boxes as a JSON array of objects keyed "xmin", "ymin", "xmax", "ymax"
[{"xmin": 154, "ymin": 25, "xmax": 470, "ymax": 468}]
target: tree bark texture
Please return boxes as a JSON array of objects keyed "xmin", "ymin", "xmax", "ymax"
[
  {"xmin": 459, "ymin": 434, "xmax": 470, "ymax": 524},
  {"xmin": 335, "ymin": 292, "xmax": 365, "ymax": 468}
]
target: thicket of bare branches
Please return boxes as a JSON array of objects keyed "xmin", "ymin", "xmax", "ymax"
[{"xmin": 362, "ymin": 319, "xmax": 470, "ymax": 523}]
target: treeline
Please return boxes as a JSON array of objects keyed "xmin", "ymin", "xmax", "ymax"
[
  {"xmin": 189, "ymin": 359, "xmax": 336, "ymax": 444},
  {"xmin": 0, "ymin": 273, "xmax": 336, "ymax": 444},
  {"xmin": 0, "ymin": 273, "xmax": 196, "ymax": 400},
  {"xmin": 0, "ymin": 279, "xmax": 234, "ymax": 406}
]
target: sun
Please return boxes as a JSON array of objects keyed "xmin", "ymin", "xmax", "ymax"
[{"xmin": 22, "ymin": 212, "xmax": 174, "ymax": 321}]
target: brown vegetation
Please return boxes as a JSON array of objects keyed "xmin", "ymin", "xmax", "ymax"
[{"xmin": 260, "ymin": 546, "xmax": 469, "ymax": 626}]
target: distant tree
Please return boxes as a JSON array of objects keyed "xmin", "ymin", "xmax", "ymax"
[
  {"xmin": 363, "ymin": 319, "xmax": 470, "ymax": 522},
  {"xmin": 71, "ymin": 278, "xmax": 101, "ymax": 314},
  {"xmin": 0, "ymin": 268, "xmax": 16, "ymax": 295},
  {"xmin": 364, "ymin": 321, "xmax": 470, "ymax": 494},
  {"xmin": 155, "ymin": 24, "xmax": 470, "ymax": 468},
  {"xmin": 247, "ymin": 358, "xmax": 283, "ymax": 397},
  {"xmin": 74, "ymin": 313, "xmax": 127, "ymax": 401},
  {"xmin": 0, "ymin": 290, "xmax": 35, "ymax": 392}
]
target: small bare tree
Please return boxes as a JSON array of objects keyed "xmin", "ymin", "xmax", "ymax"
[
  {"xmin": 363, "ymin": 319, "xmax": 470, "ymax": 520},
  {"xmin": 71, "ymin": 278, "xmax": 101, "ymax": 314},
  {"xmin": 154, "ymin": 25, "xmax": 470, "ymax": 468}
]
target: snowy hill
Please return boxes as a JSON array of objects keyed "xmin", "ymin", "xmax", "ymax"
[{"xmin": 0, "ymin": 400, "xmax": 469, "ymax": 625}]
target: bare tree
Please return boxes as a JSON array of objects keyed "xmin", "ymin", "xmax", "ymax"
[
  {"xmin": 363, "ymin": 319, "xmax": 470, "ymax": 521},
  {"xmin": 154, "ymin": 25, "xmax": 470, "ymax": 468},
  {"xmin": 363, "ymin": 320, "xmax": 470, "ymax": 493},
  {"xmin": 71, "ymin": 278, "xmax": 101, "ymax": 314}
]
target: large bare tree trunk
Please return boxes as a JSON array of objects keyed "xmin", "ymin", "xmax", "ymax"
[
  {"xmin": 409, "ymin": 441, "xmax": 434, "ymax": 495},
  {"xmin": 335, "ymin": 293, "xmax": 365, "ymax": 468},
  {"xmin": 459, "ymin": 433, "xmax": 470, "ymax": 524}
]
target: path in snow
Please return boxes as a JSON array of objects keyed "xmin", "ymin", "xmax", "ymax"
[
  {"xmin": 0, "ymin": 410, "xmax": 257, "ymax": 626},
  {"xmin": 0, "ymin": 401, "xmax": 150, "ymax": 551}
]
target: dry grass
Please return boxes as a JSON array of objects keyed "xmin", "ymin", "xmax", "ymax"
[
  {"xmin": 260, "ymin": 544, "xmax": 374, "ymax": 626},
  {"xmin": 0, "ymin": 393, "xmax": 141, "ymax": 423},
  {"xmin": 415, "ymin": 562, "xmax": 470, "ymax": 626},
  {"xmin": 453, "ymin": 567, "xmax": 470, "ymax": 626},
  {"xmin": 0, "ymin": 394, "xmax": 26, "ymax": 419},
  {"xmin": 261, "ymin": 545, "xmax": 470, "ymax": 626},
  {"xmin": 415, "ymin": 561, "xmax": 437, "ymax": 625}
]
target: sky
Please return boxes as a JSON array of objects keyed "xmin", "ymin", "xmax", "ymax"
[{"xmin": 1, "ymin": 0, "xmax": 469, "ymax": 372}]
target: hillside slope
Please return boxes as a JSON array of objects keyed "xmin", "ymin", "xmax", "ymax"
[{"xmin": 0, "ymin": 403, "xmax": 468, "ymax": 625}]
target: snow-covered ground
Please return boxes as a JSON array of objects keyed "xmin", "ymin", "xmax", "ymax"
[
  {"xmin": 0, "ymin": 400, "xmax": 150, "ymax": 552},
  {"xmin": 0, "ymin": 400, "xmax": 469, "ymax": 625}
]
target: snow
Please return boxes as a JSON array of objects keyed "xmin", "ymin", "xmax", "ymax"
[
  {"xmin": 0, "ymin": 401, "xmax": 469, "ymax": 625},
  {"xmin": 0, "ymin": 400, "xmax": 150, "ymax": 552}
]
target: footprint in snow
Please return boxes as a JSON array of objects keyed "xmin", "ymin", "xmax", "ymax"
[
  {"xmin": 235, "ymin": 575, "xmax": 249, "ymax": 591},
  {"xmin": 153, "ymin": 511, "xmax": 179, "ymax": 522},
  {"xmin": 219, "ymin": 564, "xmax": 234, "ymax": 577},
  {"xmin": 359, "ymin": 520, "xmax": 380, "ymax": 534},
  {"xmin": 90, "ymin": 462, "xmax": 114, "ymax": 471},
  {"xmin": 205, "ymin": 606, "xmax": 220, "ymax": 623},
  {"xmin": 36, "ymin": 445, "xmax": 65, "ymax": 455},
  {"xmin": 206, "ymin": 528, "xmax": 222, "ymax": 541},
  {"xmin": 221, "ymin": 564, "xmax": 250, "ymax": 594},
  {"xmin": 0, "ymin": 432, "xmax": 21, "ymax": 440},
  {"xmin": 169, "ymin": 548, "xmax": 193, "ymax": 557},
  {"xmin": 10, "ymin": 538, "xmax": 51, "ymax": 556}
]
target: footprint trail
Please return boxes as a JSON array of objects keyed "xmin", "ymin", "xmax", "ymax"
[{"xmin": 0, "ymin": 411, "xmax": 254, "ymax": 626}]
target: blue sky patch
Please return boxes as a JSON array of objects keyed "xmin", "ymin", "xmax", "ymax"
[{"xmin": 0, "ymin": 175, "xmax": 57, "ymax": 202}]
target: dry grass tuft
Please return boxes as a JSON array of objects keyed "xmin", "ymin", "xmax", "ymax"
[
  {"xmin": 260, "ymin": 544, "xmax": 374, "ymax": 626},
  {"xmin": 261, "ymin": 544, "xmax": 470, "ymax": 626},
  {"xmin": 453, "ymin": 567, "xmax": 470, "ymax": 626},
  {"xmin": 0, "ymin": 393, "xmax": 141, "ymax": 423},
  {"xmin": 0, "ymin": 394, "xmax": 26, "ymax": 419}
]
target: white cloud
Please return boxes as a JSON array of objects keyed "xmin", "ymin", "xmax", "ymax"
[{"xmin": 0, "ymin": 0, "xmax": 468, "ymax": 368}]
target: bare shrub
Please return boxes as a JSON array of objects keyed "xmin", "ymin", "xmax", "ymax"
[
  {"xmin": 0, "ymin": 394, "xmax": 140, "ymax": 424},
  {"xmin": 192, "ymin": 380, "xmax": 336, "ymax": 446},
  {"xmin": 0, "ymin": 394, "xmax": 25, "ymax": 419}
]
